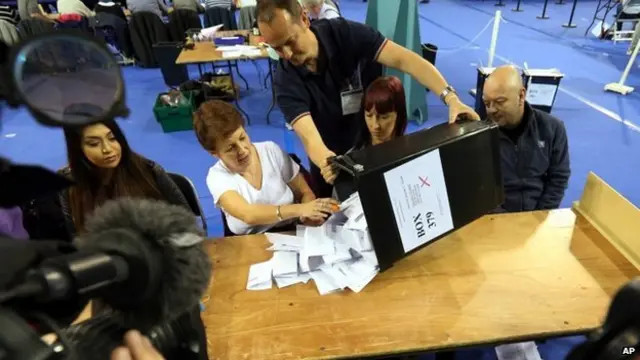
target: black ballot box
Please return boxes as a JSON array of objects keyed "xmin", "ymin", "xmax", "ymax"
[
  {"xmin": 473, "ymin": 67, "xmax": 495, "ymax": 120},
  {"xmin": 521, "ymin": 69, "xmax": 564, "ymax": 114},
  {"xmin": 331, "ymin": 120, "xmax": 504, "ymax": 272}
]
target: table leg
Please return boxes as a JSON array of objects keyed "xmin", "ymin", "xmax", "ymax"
[
  {"xmin": 563, "ymin": 0, "xmax": 579, "ymax": 28},
  {"xmin": 226, "ymin": 61, "xmax": 251, "ymax": 124},
  {"xmin": 233, "ymin": 60, "xmax": 250, "ymax": 90},
  {"xmin": 266, "ymin": 59, "xmax": 276, "ymax": 125}
]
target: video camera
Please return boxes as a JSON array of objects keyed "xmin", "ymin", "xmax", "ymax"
[{"xmin": 0, "ymin": 32, "xmax": 208, "ymax": 360}]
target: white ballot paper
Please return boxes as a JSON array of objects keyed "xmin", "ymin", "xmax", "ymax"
[
  {"xmin": 271, "ymin": 251, "xmax": 298, "ymax": 277},
  {"xmin": 246, "ymin": 260, "xmax": 273, "ymax": 291},
  {"xmin": 383, "ymin": 149, "xmax": 454, "ymax": 253},
  {"xmin": 266, "ymin": 233, "xmax": 303, "ymax": 252},
  {"xmin": 246, "ymin": 192, "xmax": 382, "ymax": 295}
]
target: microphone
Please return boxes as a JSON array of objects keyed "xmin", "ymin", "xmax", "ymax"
[{"xmin": 15, "ymin": 198, "xmax": 212, "ymax": 332}]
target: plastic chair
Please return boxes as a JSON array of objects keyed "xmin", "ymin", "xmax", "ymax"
[{"xmin": 168, "ymin": 172, "xmax": 208, "ymax": 233}]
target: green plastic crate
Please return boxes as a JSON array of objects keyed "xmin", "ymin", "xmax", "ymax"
[{"xmin": 153, "ymin": 91, "xmax": 195, "ymax": 133}]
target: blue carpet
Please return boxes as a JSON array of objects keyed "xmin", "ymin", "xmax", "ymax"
[{"xmin": 0, "ymin": 0, "xmax": 634, "ymax": 358}]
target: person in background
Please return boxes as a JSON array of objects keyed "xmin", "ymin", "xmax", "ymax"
[
  {"xmin": 127, "ymin": 0, "xmax": 169, "ymax": 18},
  {"xmin": 95, "ymin": 0, "xmax": 128, "ymax": 20},
  {"xmin": 18, "ymin": 0, "xmax": 55, "ymax": 21},
  {"xmin": 173, "ymin": 0, "xmax": 204, "ymax": 13},
  {"xmin": 58, "ymin": 0, "xmax": 96, "ymax": 17},
  {"xmin": 356, "ymin": 75, "xmax": 407, "ymax": 149},
  {"xmin": 205, "ymin": 0, "xmax": 231, "ymax": 10},
  {"xmin": 0, "ymin": 5, "xmax": 19, "ymax": 26},
  {"xmin": 482, "ymin": 65, "xmax": 570, "ymax": 213},
  {"xmin": 257, "ymin": 0, "xmax": 479, "ymax": 198},
  {"xmin": 193, "ymin": 100, "xmax": 339, "ymax": 235},
  {"xmin": 300, "ymin": 0, "xmax": 339, "ymax": 20},
  {"xmin": 58, "ymin": 120, "xmax": 189, "ymax": 236}
]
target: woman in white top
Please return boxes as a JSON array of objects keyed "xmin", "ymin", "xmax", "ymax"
[{"xmin": 194, "ymin": 100, "xmax": 339, "ymax": 235}]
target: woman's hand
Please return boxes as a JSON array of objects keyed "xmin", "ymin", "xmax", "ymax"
[
  {"xmin": 111, "ymin": 331, "xmax": 165, "ymax": 360},
  {"xmin": 298, "ymin": 198, "xmax": 340, "ymax": 221},
  {"xmin": 299, "ymin": 216, "xmax": 326, "ymax": 227}
]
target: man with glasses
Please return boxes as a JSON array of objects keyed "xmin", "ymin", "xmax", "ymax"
[{"xmin": 257, "ymin": 0, "xmax": 479, "ymax": 197}]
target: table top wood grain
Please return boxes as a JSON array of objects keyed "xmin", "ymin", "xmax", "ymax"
[
  {"xmin": 201, "ymin": 209, "xmax": 639, "ymax": 359},
  {"xmin": 176, "ymin": 31, "xmax": 269, "ymax": 64}
]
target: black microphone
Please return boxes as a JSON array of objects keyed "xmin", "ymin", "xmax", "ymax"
[{"xmin": 13, "ymin": 198, "xmax": 212, "ymax": 332}]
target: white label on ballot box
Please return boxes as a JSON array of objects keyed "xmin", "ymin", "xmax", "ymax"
[
  {"xmin": 526, "ymin": 83, "xmax": 557, "ymax": 107},
  {"xmin": 383, "ymin": 149, "xmax": 453, "ymax": 253}
]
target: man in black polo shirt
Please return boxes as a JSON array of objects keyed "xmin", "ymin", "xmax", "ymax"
[{"xmin": 256, "ymin": 0, "xmax": 479, "ymax": 197}]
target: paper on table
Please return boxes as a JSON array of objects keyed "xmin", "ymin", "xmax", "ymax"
[
  {"xmin": 272, "ymin": 251, "xmax": 298, "ymax": 277},
  {"xmin": 342, "ymin": 228, "xmax": 372, "ymax": 251},
  {"xmin": 299, "ymin": 248, "xmax": 324, "ymax": 272},
  {"xmin": 303, "ymin": 226, "xmax": 336, "ymax": 256},
  {"xmin": 266, "ymin": 233, "xmax": 303, "ymax": 250},
  {"xmin": 309, "ymin": 270, "xmax": 343, "ymax": 295},
  {"xmin": 358, "ymin": 250, "xmax": 379, "ymax": 268},
  {"xmin": 274, "ymin": 273, "xmax": 311, "ymax": 288},
  {"xmin": 246, "ymin": 260, "xmax": 273, "ymax": 291},
  {"xmin": 343, "ymin": 213, "xmax": 368, "ymax": 231},
  {"xmin": 296, "ymin": 225, "xmax": 306, "ymax": 237},
  {"xmin": 322, "ymin": 245, "xmax": 352, "ymax": 265},
  {"xmin": 194, "ymin": 24, "xmax": 223, "ymax": 41},
  {"xmin": 340, "ymin": 259, "xmax": 378, "ymax": 293}
]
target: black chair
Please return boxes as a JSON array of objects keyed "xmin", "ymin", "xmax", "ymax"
[{"xmin": 168, "ymin": 172, "xmax": 208, "ymax": 233}]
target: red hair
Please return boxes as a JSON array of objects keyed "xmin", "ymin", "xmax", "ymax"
[{"xmin": 361, "ymin": 76, "xmax": 408, "ymax": 145}]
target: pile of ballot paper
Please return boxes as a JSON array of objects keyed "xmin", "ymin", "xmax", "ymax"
[{"xmin": 246, "ymin": 193, "xmax": 380, "ymax": 295}]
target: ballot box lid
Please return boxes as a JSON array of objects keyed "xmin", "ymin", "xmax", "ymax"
[
  {"xmin": 346, "ymin": 120, "xmax": 494, "ymax": 176},
  {"xmin": 339, "ymin": 120, "xmax": 503, "ymax": 271},
  {"xmin": 478, "ymin": 66, "xmax": 495, "ymax": 75},
  {"xmin": 522, "ymin": 68, "xmax": 564, "ymax": 78}
]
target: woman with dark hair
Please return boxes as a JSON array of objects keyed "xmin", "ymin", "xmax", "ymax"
[
  {"xmin": 355, "ymin": 75, "xmax": 408, "ymax": 149},
  {"xmin": 58, "ymin": 120, "xmax": 189, "ymax": 235}
]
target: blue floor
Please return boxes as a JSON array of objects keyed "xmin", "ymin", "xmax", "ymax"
[{"xmin": 1, "ymin": 0, "xmax": 636, "ymax": 358}]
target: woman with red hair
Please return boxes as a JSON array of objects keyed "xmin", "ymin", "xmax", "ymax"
[
  {"xmin": 355, "ymin": 75, "xmax": 408, "ymax": 149},
  {"xmin": 333, "ymin": 76, "xmax": 408, "ymax": 200}
]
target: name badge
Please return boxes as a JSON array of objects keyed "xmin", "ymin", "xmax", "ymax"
[{"xmin": 341, "ymin": 88, "xmax": 363, "ymax": 116}]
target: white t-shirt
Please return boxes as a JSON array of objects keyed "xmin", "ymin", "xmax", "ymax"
[{"xmin": 206, "ymin": 141, "xmax": 301, "ymax": 235}]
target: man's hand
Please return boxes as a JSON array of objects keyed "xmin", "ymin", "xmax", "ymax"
[
  {"xmin": 111, "ymin": 330, "xmax": 165, "ymax": 360},
  {"xmin": 447, "ymin": 96, "xmax": 480, "ymax": 124},
  {"xmin": 319, "ymin": 150, "xmax": 338, "ymax": 185}
]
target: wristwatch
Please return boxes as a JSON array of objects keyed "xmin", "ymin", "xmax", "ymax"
[{"xmin": 439, "ymin": 85, "xmax": 457, "ymax": 104}]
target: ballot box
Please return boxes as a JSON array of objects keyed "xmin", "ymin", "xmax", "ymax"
[
  {"xmin": 331, "ymin": 120, "xmax": 504, "ymax": 271},
  {"xmin": 473, "ymin": 67, "xmax": 495, "ymax": 120},
  {"xmin": 522, "ymin": 68, "xmax": 564, "ymax": 114}
]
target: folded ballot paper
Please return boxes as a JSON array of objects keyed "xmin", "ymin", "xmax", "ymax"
[{"xmin": 246, "ymin": 193, "xmax": 379, "ymax": 295}]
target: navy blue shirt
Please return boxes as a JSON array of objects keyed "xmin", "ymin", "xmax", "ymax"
[
  {"xmin": 274, "ymin": 18, "xmax": 388, "ymax": 155},
  {"xmin": 497, "ymin": 102, "xmax": 571, "ymax": 212}
]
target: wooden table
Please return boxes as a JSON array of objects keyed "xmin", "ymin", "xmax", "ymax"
[
  {"xmin": 201, "ymin": 209, "xmax": 639, "ymax": 359},
  {"xmin": 176, "ymin": 31, "xmax": 269, "ymax": 65},
  {"xmin": 175, "ymin": 31, "xmax": 275, "ymax": 124}
]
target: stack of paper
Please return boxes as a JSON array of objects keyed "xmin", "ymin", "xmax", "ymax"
[
  {"xmin": 217, "ymin": 45, "xmax": 263, "ymax": 58},
  {"xmin": 246, "ymin": 193, "xmax": 379, "ymax": 295}
]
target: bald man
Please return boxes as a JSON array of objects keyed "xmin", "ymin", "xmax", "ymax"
[{"xmin": 483, "ymin": 65, "xmax": 570, "ymax": 212}]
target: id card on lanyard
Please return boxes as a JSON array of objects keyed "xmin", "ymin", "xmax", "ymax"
[{"xmin": 340, "ymin": 64, "xmax": 364, "ymax": 116}]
